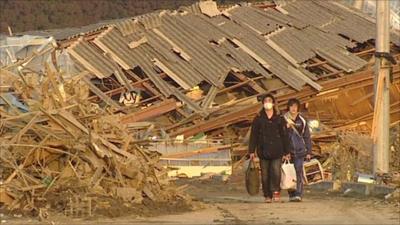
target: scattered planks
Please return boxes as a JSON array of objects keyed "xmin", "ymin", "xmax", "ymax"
[{"xmin": 0, "ymin": 67, "xmax": 190, "ymax": 217}]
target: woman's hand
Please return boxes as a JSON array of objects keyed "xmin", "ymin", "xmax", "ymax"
[
  {"xmin": 249, "ymin": 153, "xmax": 256, "ymax": 160},
  {"xmin": 282, "ymin": 154, "xmax": 291, "ymax": 161},
  {"xmin": 306, "ymin": 154, "xmax": 311, "ymax": 161}
]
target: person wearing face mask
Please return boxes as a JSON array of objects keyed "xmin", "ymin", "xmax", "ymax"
[
  {"xmin": 284, "ymin": 98, "xmax": 312, "ymax": 202},
  {"xmin": 248, "ymin": 93, "xmax": 290, "ymax": 203}
]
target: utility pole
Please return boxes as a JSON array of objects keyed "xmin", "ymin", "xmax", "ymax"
[{"xmin": 373, "ymin": 0, "xmax": 391, "ymax": 175}]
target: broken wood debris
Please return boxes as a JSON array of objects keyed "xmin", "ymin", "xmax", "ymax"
[
  {"xmin": 0, "ymin": 68, "xmax": 189, "ymax": 217},
  {"xmin": 1, "ymin": 0, "xmax": 400, "ymax": 218}
]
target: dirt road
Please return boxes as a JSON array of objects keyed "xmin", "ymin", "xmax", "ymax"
[{"xmin": 3, "ymin": 180, "xmax": 399, "ymax": 225}]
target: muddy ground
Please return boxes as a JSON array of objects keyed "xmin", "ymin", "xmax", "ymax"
[{"xmin": 2, "ymin": 179, "xmax": 399, "ymax": 225}]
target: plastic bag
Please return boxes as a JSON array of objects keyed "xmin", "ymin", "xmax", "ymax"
[
  {"xmin": 245, "ymin": 159, "xmax": 260, "ymax": 195},
  {"xmin": 280, "ymin": 160, "xmax": 297, "ymax": 190}
]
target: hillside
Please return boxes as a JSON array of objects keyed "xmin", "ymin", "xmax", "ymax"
[{"xmin": 0, "ymin": 0, "xmax": 265, "ymax": 34}]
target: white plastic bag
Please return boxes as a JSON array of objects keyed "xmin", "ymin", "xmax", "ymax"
[{"xmin": 280, "ymin": 160, "xmax": 297, "ymax": 190}]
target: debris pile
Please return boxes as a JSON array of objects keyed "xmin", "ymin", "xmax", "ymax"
[
  {"xmin": 390, "ymin": 126, "xmax": 400, "ymax": 174},
  {"xmin": 315, "ymin": 129, "xmax": 400, "ymax": 187},
  {"xmin": 0, "ymin": 64, "xmax": 190, "ymax": 217},
  {"xmin": 1, "ymin": 0, "xmax": 400, "ymax": 218},
  {"xmin": 318, "ymin": 133, "xmax": 373, "ymax": 182}
]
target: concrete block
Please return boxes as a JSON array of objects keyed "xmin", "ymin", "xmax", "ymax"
[
  {"xmin": 307, "ymin": 181, "xmax": 334, "ymax": 191},
  {"xmin": 341, "ymin": 182, "xmax": 367, "ymax": 195},
  {"xmin": 372, "ymin": 185, "xmax": 395, "ymax": 196}
]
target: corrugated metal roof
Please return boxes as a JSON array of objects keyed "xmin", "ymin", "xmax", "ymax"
[
  {"xmin": 67, "ymin": 38, "xmax": 118, "ymax": 78},
  {"xmin": 146, "ymin": 30, "xmax": 204, "ymax": 87},
  {"xmin": 228, "ymin": 6, "xmax": 285, "ymax": 34},
  {"xmin": 61, "ymin": 0, "xmax": 377, "ymax": 95},
  {"xmin": 122, "ymin": 40, "xmax": 176, "ymax": 97},
  {"xmin": 18, "ymin": 18, "xmax": 128, "ymax": 41},
  {"xmin": 267, "ymin": 25, "xmax": 360, "ymax": 71},
  {"xmin": 138, "ymin": 12, "xmax": 163, "ymax": 30},
  {"xmin": 174, "ymin": 13, "xmax": 271, "ymax": 77},
  {"xmin": 179, "ymin": 2, "xmax": 202, "ymax": 15},
  {"xmin": 301, "ymin": 26, "xmax": 356, "ymax": 49},
  {"xmin": 261, "ymin": 8, "xmax": 306, "ymax": 29},
  {"xmin": 236, "ymin": 33, "xmax": 308, "ymax": 90},
  {"xmin": 197, "ymin": 12, "xmax": 318, "ymax": 90},
  {"xmin": 312, "ymin": 0, "xmax": 376, "ymax": 43},
  {"xmin": 94, "ymin": 25, "xmax": 203, "ymax": 91},
  {"xmin": 113, "ymin": 19, "xmax": 144, "ymax": 36},
  {"xmin": 207, "ymin": 16, "xmax": 248, "ymax": 40},
  {"xmin": 268, "ymin": 28, "xmax": 315, "ymax": 64},
  {"xmin": 159, "ymin": 14, "xmax": 232, "ymax": 87},
  {"xmin": 214, "ymin": 40, "xmax": 271, "ymax": 78},
  {"xmin": 323, "ymin": 19, "xmax": 375, "ymax": 43},
  {"xmin": 179, "ymin": 13, "xmax": 227, "ymax": 42},
  {"xmin": 93, "ymin": 27, "xmax": 140, "ymax": 70},
  {"xmin": 316, "ymin": 46, "xmax": 367, "ymax": 73},
  {"xmin": 282, "ymin": 1, "xmax": 336, "ymax": 28}
]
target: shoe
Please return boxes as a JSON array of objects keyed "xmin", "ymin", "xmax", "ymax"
[
  {"xmin": 289, "ymin": 196, "xmax": 296, "ymax": 202},
  {"xmin": 272, "ymin": 192, "xmax": 280, "ymax": 202},
  {"xmin": 292, "ymin": 196, "xmax": 302, "ymax": 202},
  {"xmin": 265, "ymin": 197, "xmax": 272, "ymax": 203}
]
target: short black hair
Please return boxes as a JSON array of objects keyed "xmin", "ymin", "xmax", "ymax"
[
  {"xmin": 287, "ymin": 98, "xmax": 301, "ymax": 111},
  {"xmin": 259, "ymin": 93, "xmax": 276, "ymax": 103}
]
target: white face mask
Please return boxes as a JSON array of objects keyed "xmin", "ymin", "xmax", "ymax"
[{"xmin": 264, "ymin": 102, "xmax": 274, "ymax": 110}]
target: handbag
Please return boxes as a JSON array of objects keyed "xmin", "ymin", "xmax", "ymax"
[{"xmin": 245, "ymin": 159, "xmax": 260, "ymax": 195}]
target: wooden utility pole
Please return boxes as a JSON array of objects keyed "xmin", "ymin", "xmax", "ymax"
[{"xmin": 373, "ymin": 0, "xmax": 391, "ymax": 174}]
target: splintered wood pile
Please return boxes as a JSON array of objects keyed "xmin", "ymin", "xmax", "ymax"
[{"xmin": 0, "ymin": 66, "xmax": 190, "ymax": 217}]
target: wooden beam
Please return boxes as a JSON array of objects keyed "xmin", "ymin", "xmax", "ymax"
[
  {"xmin": 121, "ymin": 99, "xmax": 177, "ymax": 123},
  {"xmin": 201, "ymin": 86, "xmax": 218, "ymax": 109},
  {"xmin": 231, "ymin": 72, "xmax": 266, "ymax": 93},
  {"xmin": 162, "ymin": 144, "xmax": 237, "ymax": 158},
  {"xmin": 45, "ymin": 64, "xmax": 66, "ymax": 107},
  {"xmin": 82, "ymin": 77, "xmax": 122, "ymax": 110}
]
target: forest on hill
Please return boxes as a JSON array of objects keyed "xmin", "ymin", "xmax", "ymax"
[{"xmin": 0, "ymin": 0, "xmax": 264, "ymax": 34}]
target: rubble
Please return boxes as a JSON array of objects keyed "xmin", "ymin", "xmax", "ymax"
[
  {"xmin": 1, "ymin": 0, "xmax": 400, "ymax": 219},
  {"xmin": 0, "ymin": 62, "xmax": 191, "ymax": 217}
]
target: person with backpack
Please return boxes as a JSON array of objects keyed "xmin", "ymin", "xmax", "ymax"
[
  {"xmin": 248, "ymin": 93, "xmax": 290, "ymax": 203},
  {"xmin": 284, "ymin": 98, "xmax": 312, "ymax": 202}
]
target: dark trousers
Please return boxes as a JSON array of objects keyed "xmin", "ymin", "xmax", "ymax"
[
  {"xmin": 259, "ymin": 158, "xmax": 281, "ymax": 198},
  {"xmin": 288, "ymin": 156, "xmax": 305, "ymax": 197}
]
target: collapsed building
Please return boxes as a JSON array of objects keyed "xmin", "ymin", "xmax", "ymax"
[{"xmin": 1, "ymin": 0, "xmax": 399, "ymax": 217}]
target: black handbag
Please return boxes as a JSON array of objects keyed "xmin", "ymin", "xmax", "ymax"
[{"xmin": 245, "ymin": 159, "xmax": 260, "ymax": 196}]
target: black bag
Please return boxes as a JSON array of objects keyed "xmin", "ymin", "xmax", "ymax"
[{"xmin": 245, "ymin": 159, "xmax": 260, "ymax": 195}]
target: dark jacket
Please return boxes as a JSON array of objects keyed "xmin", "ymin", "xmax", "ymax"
[
  {"xmin": 248, "ymin": 110, "xmax": 290, "ymax": 160},
  {"xmin": 286, "ymin": 113, "xmax": 312, "ymax": 157}
]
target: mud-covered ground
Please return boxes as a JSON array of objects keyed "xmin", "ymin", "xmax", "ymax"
[{"xmin": 2, "ymin": 178, "xmax": 399, "ymax": 225}]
